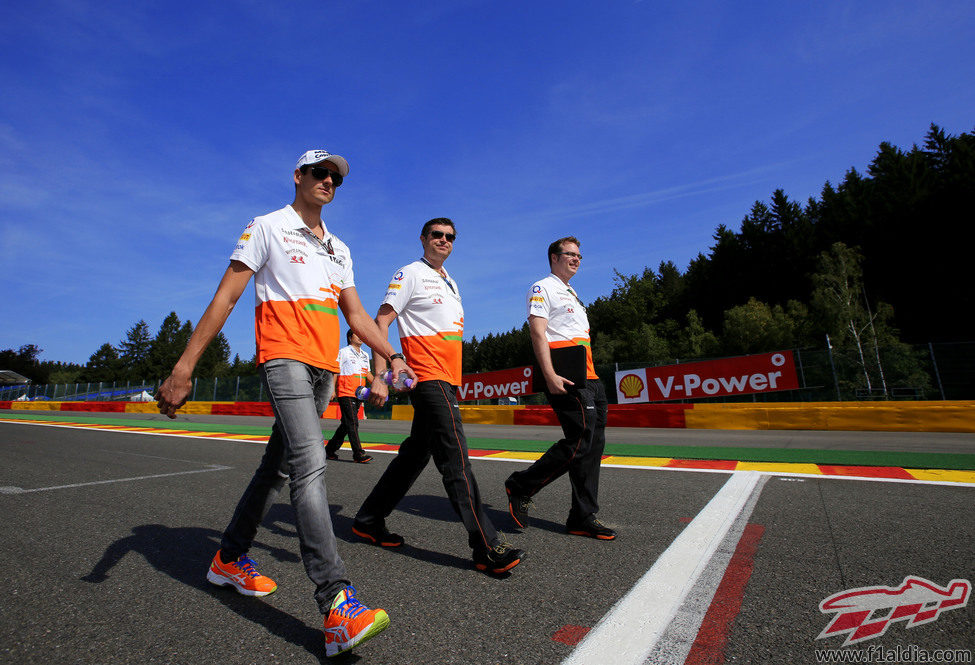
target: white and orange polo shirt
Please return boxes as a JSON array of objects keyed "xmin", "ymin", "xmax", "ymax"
[
  {"xmin": 527, "ymin": 273, "xmax": 598, "ymax": 380},
  {"xmin": 335, "ymin": 344, "xmax": 371, "ymax": 398},
  {"xmin": 382, "ymin": 260, "xmax": 464, "ymax": 385},
  {"xmin": 230, "ymin": 205, "xmax": 353, "ymax": 372}
]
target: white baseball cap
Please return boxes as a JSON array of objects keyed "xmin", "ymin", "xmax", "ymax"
[{"xmin": 295, "ymin": 149, "xmax": 349, "ymax": 177}]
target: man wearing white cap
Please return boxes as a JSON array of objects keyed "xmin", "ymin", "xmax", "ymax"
[{"xmin": 156, "ymin": 149, "xmax": 415, "ymax": 657}]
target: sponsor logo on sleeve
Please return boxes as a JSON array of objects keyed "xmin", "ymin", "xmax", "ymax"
[
  {"xmin": 238, "ymin": 233, "xmax": 251, "ymax": 242},
  {"xmin": 394, "ymin": 271, "xmax": 405, "ymax": 281}
]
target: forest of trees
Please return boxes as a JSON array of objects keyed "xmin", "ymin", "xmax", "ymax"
[
  {"xmin": 1, "ymin": 313, "xmax": 254, "ymax": 386},
  {"xmin": 462, "ymin": 124, "xmax": 972, "ymax": 396},
  {"xmin": 4, "ymin": 124, "xmax": 972, "ymax": 396}
]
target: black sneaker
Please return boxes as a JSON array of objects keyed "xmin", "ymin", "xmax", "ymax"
[
  {"xmin": 326, "ymin": 451, "xmax": 339, "ymax": 461},
  {"xmin": 352, "ymin": 520, "xmax": 404, "ymax": 547},
  {"xmin": 504, "ymin": 482, "xmax": 532, "ymax": 529},
  {"xmin": 566, "ymin": 516, "xmax": 616, "ymax": 540},
  {"xmin": 353, "ymin": 455, "xmax": 374, "ymax": 464},
  {"xmin": 473, "ymin": 541, "xmax": 525, "ymax": 575}
]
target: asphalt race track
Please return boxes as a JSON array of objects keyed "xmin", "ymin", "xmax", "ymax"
[{"xmin": 1, "ymin": 413, "xmax": 973, "ymax": 664}]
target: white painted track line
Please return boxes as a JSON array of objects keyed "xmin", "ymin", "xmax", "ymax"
[{"xmin": 562, "ymin": 470, "xmax": 764, "ymax": 665}]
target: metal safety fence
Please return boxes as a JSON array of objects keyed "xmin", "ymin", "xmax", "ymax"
[{"xmin": 2, "ymin": 342, "xmax": 972, "ymax": 405}]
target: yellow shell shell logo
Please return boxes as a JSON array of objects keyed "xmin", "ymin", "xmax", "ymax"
[{"xmin": 619, "ymin": 373, "xmax": 645, "ymax": 399}]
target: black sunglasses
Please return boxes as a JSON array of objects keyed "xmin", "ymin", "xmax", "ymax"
[
  {"xmin": 308, "ymin": 166, "xmax": 343, "ymax": 186},
  {"xmin": 428, "ymin": 230, "xmax": 456, "ymax": 242}
]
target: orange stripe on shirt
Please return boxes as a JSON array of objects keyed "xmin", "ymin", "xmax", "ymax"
[
  {"xmin": 402, "ymin": 334, "xmax": 463, "ymax": 385},
  {"xmin": 256, "ymin": 297, "xmax": 341, "ymax": 371},
  {"xmin": 549, "ymin": 338, "xmax": 598, "ymax": 380}
]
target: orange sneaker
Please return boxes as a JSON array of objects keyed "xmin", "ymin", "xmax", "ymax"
[
  {"xmin": 206, "ymin": 552, "xmax": 278, "ymax": 597},
  {"xmin": 323, "ymin": 586, "xmax": 390, "ymax": 657}
]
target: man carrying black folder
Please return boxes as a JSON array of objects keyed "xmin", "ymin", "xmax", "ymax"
[{"xmin": 504, "ymin": 237, "xmax": 616, "ymax": 540}]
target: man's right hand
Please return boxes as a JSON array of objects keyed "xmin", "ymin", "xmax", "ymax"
[
  {"xmin": 156, "ymin": 371, "xmax": 192, "ymax": 419},
  {"xmin": 367, "ymin": 376, "xmax": 389, "ymax": 407},
  {"xmin": 389, "ymin": 356, "xmax": 418, "ymax": 388},
  {"xmin": 545, "ymin": 373, "xmax": 574, "ymax": 395}
]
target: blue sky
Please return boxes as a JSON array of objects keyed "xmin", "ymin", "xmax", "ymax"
[{"xmin": 1, "ymin": 1, "xmax": 973, "ymax": 366}]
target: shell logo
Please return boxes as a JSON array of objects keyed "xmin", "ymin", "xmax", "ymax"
[{"xmin": 618, "ymin": 373, "xmax": 645, "ymax": 399}]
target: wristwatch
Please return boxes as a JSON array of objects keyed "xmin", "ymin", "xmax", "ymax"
[{"xmin": 390, "ymin": 353, "xmax": 405, "ymax": 363}]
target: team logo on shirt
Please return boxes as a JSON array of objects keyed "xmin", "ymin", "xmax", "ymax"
[
  {"xmin": 530, "ymin": 296, "xmax": 544, "ymax": 303},
  {"xmin": 394, "ymin": 271, "xmax": 405, "ymax": 281},
  {"xmin": 432, "ymin": 297, "xmax": 443, "ymax": 304},
  {"xmin": 290, "ymin": 255, "xmax": 306, "ymax": 264},
  {"xmin": 387, "ymin": 283, "xmax": 401, "ymax": 290},
  {"xmin": 532, "ymin": 285, "xmax": 542, "ymax": 293},
  {"xmin": 238, "ymin": 233, "xmax": 251, "ymax": 242}
]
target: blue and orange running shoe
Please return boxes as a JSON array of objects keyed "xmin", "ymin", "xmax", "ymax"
[
  {"xmin": 206, "ymin": 551, "xmax": 278, "ymax": 596},
  {"xmin": 323, "ymin": 586, "xmax": 390, "ymax": 657}
]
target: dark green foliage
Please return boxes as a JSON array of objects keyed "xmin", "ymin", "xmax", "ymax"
[
  {"xmin": 83, "ymin": 343, "xmax": 124, "ymax": 382},
  {"xmin": 455, "ymin": 124, "xmax": 969, "ymax": 402},
  {"xmin": 11, "ymin": 124, "xmax": 970, "ymax": 397},
  {"xmin": 0, "ymin": 344, "xmax": 49, "ymax": 383},
  {"xmin": 118, "ymin": 320, "xmax": 152, "ymax": 380}
]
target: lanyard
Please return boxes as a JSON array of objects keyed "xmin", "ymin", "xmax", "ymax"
[
  {"xmin": 567, "ymin": 285, "xmax": 584, "ymax": 308},
  {"xmin": 304, "ymin": 227, "xmax": 334, "ymax": 255},
  {"xmin": 421, "ymin": 258, "xmax": 456, "ymax": 294}
]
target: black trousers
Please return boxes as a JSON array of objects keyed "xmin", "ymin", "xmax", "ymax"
[
  {"xmin": 324, "ymin": 396, "xmax": 367, "ymax": 458},
  {"xmin": 507, "ymin": 378, "xmax": 608, "ymax": 522},
  {"xmin": 355, "ymin": 380, "xmax": 499, "ymax": 550}
]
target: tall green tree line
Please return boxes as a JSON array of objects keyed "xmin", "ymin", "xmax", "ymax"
[
  {"xmin": 2, "ymin": 313, "xmax": 254, "ymax": 385},
  {"xmin": 464, "ymin": 124, "xmax": 970, "ymax": 391}
]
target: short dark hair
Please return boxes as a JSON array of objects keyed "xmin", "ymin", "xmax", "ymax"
[
  {"xmin": 346, "ymin": 329, "xmax": 354, "ymax": 343},
  {"xmin": 421, "ymin": 217, "xmax": 456, "ymax": 237},
  {"xmin": 548, "ymin": 236, "xmax": 580, "ymax": 266}
]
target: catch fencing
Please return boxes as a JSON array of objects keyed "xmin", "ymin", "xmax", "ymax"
[{"xmin": 2, "ymin": 341, "xmax": 972, "ymax": 405}]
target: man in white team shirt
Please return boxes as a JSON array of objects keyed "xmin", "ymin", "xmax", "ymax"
[
  {"xmin": 504, "ymin": 236, "xmax": 616, "ymax": 540},
  {"xmin": 326, "ymin": 330, "xmax": 374, "ymax": 463},
  {"xmin": 352, "ymin": 218, "xmax": 525, "ymax": 575},
  {"xmin": 155, "ymin": 148, "xmax": 416, "ymax": 657}
]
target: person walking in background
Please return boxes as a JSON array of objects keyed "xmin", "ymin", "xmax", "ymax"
[
  {"xmin": 352, "ymin": 218, "xmax": 526, "ymax": 575},
  {"xmin": 155, "ymin": 148, "xmax": 417, "ymax": 657},
  {"xmin": 326, "ymin": 330, "xmax": 374, "ymax": 463},
  {"xmin": 504, "ymin": 236, "xmax": 616, "ymax": 541}
]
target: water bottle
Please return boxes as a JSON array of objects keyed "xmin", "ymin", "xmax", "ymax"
[
  {"xmin": 355, "ymin": 385, "xmax": 388, "ymax": 404},
  {"xmin": 380, "ymin": 369, "xmax": 414, "ymax": 391}
]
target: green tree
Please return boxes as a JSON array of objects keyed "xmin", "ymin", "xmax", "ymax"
[
  {"xmin": 197, "ymin": 331, "xmax": 232, "ymax": 378},
  {"xmin": 119, "ymin": 320, "xmax": 153, "ymax": 380},
  {"xmin": 228, "ymin": 353, "xmax": 257, "ymax": 376},
  {"xmin": 675, "ymin": 310, "xmax": 719, "ymax": 359},
  {"xmin": 811, "ymin": 243, "xmax": 876, "ymax": 387},
  {"xmin": 148, "ymin": 312, "xmax": 185, "ymax": 379},
  {"xmin": 0, "ymin": 344, "xmax": 47, "ymax": 383},
  {"xmin": 83, "ymin": 343, "xmax": 123, "ymax": 382},
  {"xmin": 721, "ymin": 298, "xmax": 804, "ymax": 355}
]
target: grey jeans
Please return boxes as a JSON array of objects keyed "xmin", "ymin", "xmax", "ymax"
[{"xmin": 219, "ymin": 358, "xmax": 349, "ymax": 613}]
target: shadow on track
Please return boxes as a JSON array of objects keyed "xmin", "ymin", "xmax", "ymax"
[{"xmin": 79, "ymin": 519, "xmax": 347, "ymax": 663}]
